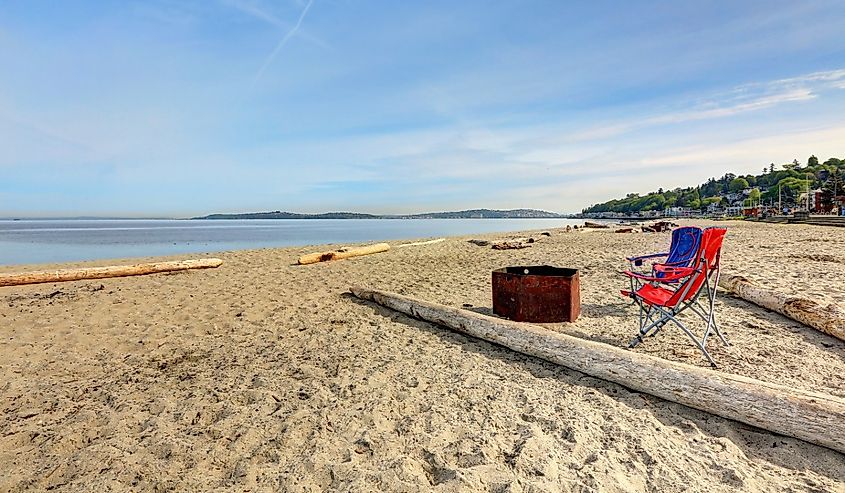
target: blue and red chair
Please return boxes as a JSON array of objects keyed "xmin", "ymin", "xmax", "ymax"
[{"xmin": 621, "ymin": 227, "xmax": 729, "ymax": 367}]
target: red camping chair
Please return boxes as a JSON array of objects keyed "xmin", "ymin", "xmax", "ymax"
[{"xmin": 620, "ymin": 227, "xmax": 729, "ymax": 367}]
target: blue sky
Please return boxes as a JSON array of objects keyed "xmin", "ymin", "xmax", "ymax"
[{"xmin": 1, "ymin": 0, "xmax": 844, "ymax": 217}]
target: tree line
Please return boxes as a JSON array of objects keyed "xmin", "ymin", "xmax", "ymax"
[{"xmin": 582, "ymin": 156, "xmax": 845, "ymax": 214}]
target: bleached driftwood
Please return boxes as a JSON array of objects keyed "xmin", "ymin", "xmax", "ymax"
[
  {"xmin": 719, "ymin": 275, "xmax": 845, "ymax": 342},
  {"xmin": 349, "ymin": 286, "xmax": 845, "ymax": 454},
  {"xmin": 0, "ymin": 258, "xmax": 223, "ymax": 287},
  {"xmin": 298, "ymin": 243, "xmax": 390, "ymax": 265},
  {"xmin": 584, "ymin": 221, "xmax": 609, "ymax": 229},
  {"xmin": 491, "ymin": 240, "xmax": 532, "ymax": 250},
  {"xmin": 397, "ymin": 238, "xmax": 446, "ymax": 248}
]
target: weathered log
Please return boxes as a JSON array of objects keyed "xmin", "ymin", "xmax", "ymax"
[
  {"xmin": 468, "ymin": 239, "xmax": 491, "ymax": 247},
  {"xmin": 0, "ymin": 258, "xmax": 223, "ymax": 287},
  {"xmin": 349, "ymin": 286, "xmax": 845, "ymax": 454},
  {"xmin": 298, "ymin": 243, "xmax": 390, "ymax": 265},
  {"xmin": 719, "ymin": 275, "xmax": 845, "ymax": 342},
  {"xmin": 397, "ymin": 238, "xmax": 445, "ymax": 248},
  {"xmin": 584, "ymin": 221, "xmax": 609, "ymax": 229},
  {"xmin": 491, "ymin": 240, "xmax": 532, "ymax": 250}
]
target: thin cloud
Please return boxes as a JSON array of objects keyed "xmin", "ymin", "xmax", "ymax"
[
  {"xmin": 221, "ymin": 0, "xmax": 286, "ymax": 28},
  {"xmin": 744, "ymin": 68, "xmax": 845, "ymax": 89},
  {"xmin": 565, "ymin": 68, "xmax": 843, "ymax": 143},
  {"xmin": 252, "ymin": 0, "xmax": 314, "ymax": 85},
  {"xmin": 651, "ymin": 88, "xmax": 816, "ymax": 124}
]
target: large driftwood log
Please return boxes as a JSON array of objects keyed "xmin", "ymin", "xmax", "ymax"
[
  {"xmin": 0, "ymin": 258, "xmax": 223, "ymax": 287},
  {"xmin": 298, "ymin": 243, "xmax": 390, "ymax": 265},
  {"xmin": 719, "ymin": 275, "xmax": 845, "ymax": 342},
  {"xmin": 349, "ymin": 286, "xmax": 845, "ymax": 454}
]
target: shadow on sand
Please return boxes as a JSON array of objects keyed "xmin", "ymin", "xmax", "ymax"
[{"xmin": 341, "ymin": 292, "xmax": 845, "ymax": 480}]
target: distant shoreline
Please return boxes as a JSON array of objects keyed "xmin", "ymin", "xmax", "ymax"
[{"xmin": 191, "ymin": 208, "xmax": 570, "ymax": 220}]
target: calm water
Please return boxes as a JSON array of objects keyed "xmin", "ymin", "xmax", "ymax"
[{"xmin": 0, "ymin": 219, "xmax": 588, "ymax": 266}]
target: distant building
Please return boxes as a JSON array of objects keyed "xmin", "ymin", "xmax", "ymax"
[
  {"xmin": 797, "ymin": 189, "xmax": 824, "ymax": 212},
  {"xmin": 664, "ymin": 206, "xmax": 692, "ymax": 217},
  {"xmin": 706, "ymin": 202, "xmax": 723, "ymax": 215}
]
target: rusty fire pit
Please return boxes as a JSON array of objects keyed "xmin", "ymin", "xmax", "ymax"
[{"xmin": 492, "ymin": 266, "xmax": 580, "ymax": 323}]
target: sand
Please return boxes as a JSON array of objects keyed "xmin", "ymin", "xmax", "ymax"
[{"xmin": 1, "ymin": 220, "xmax": 844, "ymax": 492}]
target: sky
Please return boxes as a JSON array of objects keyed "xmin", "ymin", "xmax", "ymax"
[{"xmin": 1, "ymin": 0, "xmax": 844, "ymax": 217}]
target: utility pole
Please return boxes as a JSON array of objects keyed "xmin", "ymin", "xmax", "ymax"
[
  {"xmin": 806, "ymin": 173, "xmax": 811, "ymax": 213},
  {"xmin": 778, "ymin": 184, "xmax": 782, "ymax": 214}
]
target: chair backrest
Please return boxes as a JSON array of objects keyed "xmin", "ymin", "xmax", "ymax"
[
  {"xmin": 665, "ymin": 226, "xmax": 703, "ymax": 266},
  {"xmin": 654, "ymin": 226, "xmax": 702, "ymax": 279},
  {"xmin": 666, "ymin": 227, "xmax": 727, "ymax": 307},
  {"xmin": 701, "ymin": 226, "xmax": 726, "ymax": 270}
]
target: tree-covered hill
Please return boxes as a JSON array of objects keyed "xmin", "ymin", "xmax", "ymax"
[{"xmin": 582, "ymin": 156, "xmax": 845, "ymax": 214}]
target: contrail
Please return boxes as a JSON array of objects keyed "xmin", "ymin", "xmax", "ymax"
[{"xmin": 252, "ymin": 0, "xmax": 314, "ymax": 85}]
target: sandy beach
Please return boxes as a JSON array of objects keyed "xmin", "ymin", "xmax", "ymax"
[{"xmin": 1, "ymin": 219, "xmax": 844, "ymax": 492}]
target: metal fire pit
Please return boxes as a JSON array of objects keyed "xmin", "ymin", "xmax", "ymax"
[{"xmin": 492, "ymin": 266, "xmax": 580, "ymax": 323}]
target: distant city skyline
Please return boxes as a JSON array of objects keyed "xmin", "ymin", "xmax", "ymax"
[{"xmin": 2, "ymin": 1, "xmax": 844, "ymax": 217}]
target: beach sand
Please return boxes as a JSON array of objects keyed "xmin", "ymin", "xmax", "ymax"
[{"xmin": 1, "ymin": 220, "xmax": 844, "ymax": 492}]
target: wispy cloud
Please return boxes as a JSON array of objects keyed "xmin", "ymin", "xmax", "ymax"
[
  {"xmin": 221, "ymin": 0, "xmax": 287, "ymax": 28},
  {"xmin": 252, "ymin": 0, "xmax": 314, "ymax": 85},
  {"xmin": 566, "ymin": 68, "xmax": 845, "ymax": 143}
]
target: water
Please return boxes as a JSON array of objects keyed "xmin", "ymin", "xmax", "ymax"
[{"xmin": 0, "ymin": 218, "xmax": 589, "ymax": 266}]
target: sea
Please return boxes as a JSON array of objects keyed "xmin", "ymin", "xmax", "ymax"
[{"xmin": 0, "ymin": 218, "xmax": 590, "ymax": 266}]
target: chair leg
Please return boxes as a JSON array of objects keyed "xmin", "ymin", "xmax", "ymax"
[
  {"xmin": 630, "ymin": 307, "xmax": 670, "ymax": 348},
  {"xmin": 707, "ymin": 293, "xmax": 730, "ymax": 347},
  {"xmin": 660, "ymin": 311, "xmax": 718, "ymax": 368}
]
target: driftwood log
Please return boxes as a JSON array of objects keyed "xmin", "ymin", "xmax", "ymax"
[
  {"xmin": 349, "ymin": 287, "xmax": 845, "ymax": 454},
  {"xmin": 719, "ymin": 275, "xmax": 845, "ymax": 342},
  {"xmin": 298, "ymin": 243, "xmax": 390, "ymax": 265},
  {"xmin": 0, "ymin": 258, "xmax": 223, "ymax": 287},
  {"xmin": 584, "ymin": 221, "xmax": 609, "ymax": 229},
  {"xmin": 468, "ymin": 239, "xmax": 491, "ymax": 247},
  {"xmin": 397, "ymin": 238, "xmax": 445, "ymax": 248},
  {"xmin": 491, "ymin": 240, "xmax": 533, "ymax": 250}
]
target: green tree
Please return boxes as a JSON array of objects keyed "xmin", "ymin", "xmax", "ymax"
[
  {"xmin": 729, "ymin": 177, "xmax": 749, "ymax": 193},
  {"xmin": 808, "ymin": 155, "xmax": 819, "ymax": 167},
  {"xmin": 762, "ymin": 177, "xmax": 810, "ymax": 205},
  {"xmin": 821, "ymin": 169, "xmax": 843, "ymax": 210},
  {"xmin": 823, "ymin": 157, "xmax": 842, "ymax": 168},
  {"xmin": 748, "ymin": 188, "xmax": 761, "ymax": 203}
]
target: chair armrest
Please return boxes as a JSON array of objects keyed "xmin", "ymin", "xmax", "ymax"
[
  {"xmin": 653, "ymin": 265, "xmax": 696, "ymax": 277},
  {"xmin": 622, "ymin": 269, "xmax": 691, "ymax": 283},
  {"xmin": 626, "ymin": 252, "xmax": 669, "ymax": 262}
]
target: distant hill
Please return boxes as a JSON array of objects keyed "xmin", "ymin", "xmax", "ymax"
[
  {"xmin": 196, "ymin": 211, "xmax": 376, "ymax": 220},
  {"xmin": 582, "ymin": 155, "xmax": 845, "ymax": 214},
  {"xmin": 193, "ymin": 208, "xmax": 566, "ymax": 220}
]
